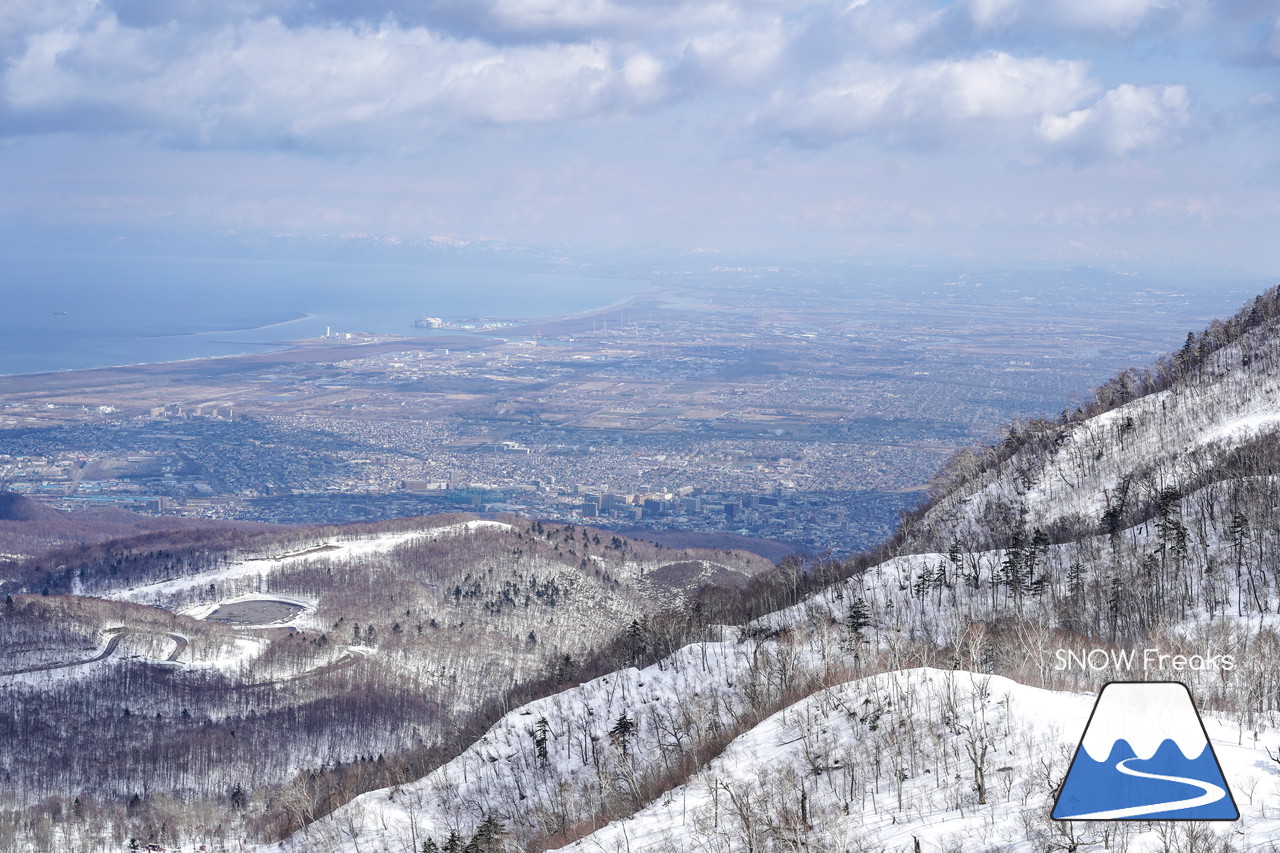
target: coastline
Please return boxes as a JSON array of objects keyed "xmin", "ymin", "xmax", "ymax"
[
  {"xmin": 0, "ymin": 289, "xmax": 657, "ymax": 379},
  {"xmin": 477, "ymin": 289, "xmax": 659, "ymax": 338},
  {"xmin": 0, "ymin": 335, "xmax": 487, "ymax": 393},
  {"xmin": 0, "ymin": 344, "xmax": 295, "ymax": 380},
  {"xmin": 139, "ymin": 311, "xmax": 314, "ymax": 339}
]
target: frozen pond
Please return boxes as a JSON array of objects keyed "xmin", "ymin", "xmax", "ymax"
[{"xmin": 205, "ymin": 599, "xmax": 305, "ymax": 626}]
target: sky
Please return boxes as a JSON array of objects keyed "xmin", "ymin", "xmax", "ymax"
[{"xmin": 1, "ymin": 0, "xmax": 1279, "ymax": 274}]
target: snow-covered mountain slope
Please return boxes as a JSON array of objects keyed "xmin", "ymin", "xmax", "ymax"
[
  {"xmin": 555, "ymin": 669, "xmax": 1276, "ymax": 853},
  {"xmin": 907, "ymin": 287, "xmax": 1280, "ymax": 553},
  {"xmin": 262, "ymin": 502, "xmax": 1280, "ymax": 853},
  {"xmin": 0, "ymin": 514, "xmax": 784, "ymax": 853},
  {"xmin": 274, "ymin": 659, "xmax": 1280, "ymax": 853},
  {"xmin": 274, "ymin": 626, "xmax": 765, "ymax": 853},
  {"xmin": 258, "ymin": 291, "xmax": 1280, "ymax": 853},
  {"xmin": 105, "ymin": 519, "xmax": 513, "ymax": 607}
]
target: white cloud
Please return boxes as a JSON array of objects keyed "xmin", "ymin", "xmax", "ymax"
[
  {"xmin": 482, "ymin": 0, "xmax": 749, "ymax": 37},
  {"xmin": 1052, "ymin": 0, "xmax": 1174, "ymax": 33},
  {"xmin": 678, "ymin": 20, "xmax": 792, "ymax": 88},
  {"xmin": 760, "ymin": 51, "xmax": 1094, "ymax": 146},
  {"xmin": 1038, "ymin": 83, "xmax": 1191, "ymax": 159},
  {"xmin": 967, "ymin": 0, "xmax": 1023, "ymax": 31},
  {"xmin": 957, "ymin": 0, "xmax": 1235, "ymax": 48},
  {"xmin": 0, "ymin": 0, "xmax": 1233, "ymax": 168},
  {"xmin": 487, "ymin": 0, "xmax": 622, "ymax": 31},
  {"xmin": 0, "ymin": 14, "xmax": 675, "ymax": 146},
  {"xmin": 1143, "ymin": 194, "xmax": 1219, "ymax": 221},
  {"xmin": 841, "ymin": 2, "xmax": 949, "ymax": 57},
  {"xmin": 963, "ymin": 0, "xmax": 1185, "ymax": 36},
  {"xmin": 0, "ymin": 0, "xmax": 94, "ymax": 46}
]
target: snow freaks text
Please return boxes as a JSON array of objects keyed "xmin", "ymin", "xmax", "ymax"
[{"xmin": 1053, "ymin": 648, "xmax": 1237, "ymax": 673}]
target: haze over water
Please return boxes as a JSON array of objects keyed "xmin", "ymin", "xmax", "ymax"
[{"xmin": 2, "ymin": 255, "xmax": 646, "ymax": 376}]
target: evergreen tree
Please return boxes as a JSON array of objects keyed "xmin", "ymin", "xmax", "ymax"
[
  {"xmin": 624, "ymin": 618, "xmax": 648, "ymax": 661},
  {"xmin": 533, "ymin": 716, "xmax": 550, "ymax": 764},
  {"xmin": 553, "ymin": 654, "xmax": 575, "ymax": 683},
  {"xmin": 609, "ymin": 713, "xmax": 636, "ymax": 756},
  {"xmin": 468, "ymin": 816, "xmax": 505, "ymax": 852},
  {"xmin": 845, "ymin": 597, "xmax": 871, "ymax": 636}
]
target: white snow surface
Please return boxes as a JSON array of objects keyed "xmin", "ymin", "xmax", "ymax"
[
  {"xmin": 551, "ymin": 669, "xmax": 1092, "ymax": 853},
  {"xmin": 1204, "ymin": 410, "xmax": 1280, "ymax": 443},
  {"xmin": 107, "ymin": 520, "xmax": 512, "ymax": 606}
]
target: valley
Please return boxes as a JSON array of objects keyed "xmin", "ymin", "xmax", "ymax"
[
  {"xmin": 0, "ymin": 268, "xmax": 1247, "ymax": 557},
  {"xmin": 3, "ymin": 281, "xmax": 1280, "ymax": 852}
]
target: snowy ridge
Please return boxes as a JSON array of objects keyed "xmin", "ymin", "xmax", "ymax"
[
  {"xmin": 269, "ymin": 656, "xmax": 1280, "ymax": 853},
  {"xmin": 274, "ymin": 630, "xmax": 762, "ymax": 853},
  {"xmin": 107, "ymin": 519, "xmax": 513, "ymax": 606},
  {"xmin": 915, "ymin": 324, "xmax": 1280, "ymax": 547},
  {"xmin": 551, "ymin": 669, "xmax": 1095, "ymax": 852}
]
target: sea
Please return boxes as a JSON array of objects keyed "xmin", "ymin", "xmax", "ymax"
[{"xmin": 0, "ymin": 255, "xmax": 647, "ymax": 376}]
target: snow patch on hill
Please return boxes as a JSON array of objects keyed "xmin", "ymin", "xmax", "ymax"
[{"xmin": 107, "ymin": 520, "xmax": 512, "ymax": 607}]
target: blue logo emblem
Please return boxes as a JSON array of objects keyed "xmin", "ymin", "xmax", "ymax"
[{"xmin": 1053, "ymin": 682, "xmax": 1238, "ymax": 821}]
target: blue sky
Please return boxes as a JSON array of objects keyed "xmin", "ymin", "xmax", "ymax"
[{"xmin": 1, "ymin": 0, "xmax": 1278, "ymax": 273}]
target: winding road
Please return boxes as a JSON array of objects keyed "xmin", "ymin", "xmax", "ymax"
[
  {"xmin": 1057, "ymin": 756, "xmax": 1228, "ymax": 820},
  {"xmin": 0, "ymin": 629, "xmax": 188, "ymax": 676}
]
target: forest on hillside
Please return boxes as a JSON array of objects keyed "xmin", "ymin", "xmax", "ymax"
[
  {"xmin": 0, "ymin": 516, "xmax": 788, "ymax": 852},
  {"xmin": 6, "ymin": 287, "xmax": 1280, "ymax": 852}
]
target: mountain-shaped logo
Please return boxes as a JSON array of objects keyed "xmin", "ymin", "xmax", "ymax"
[{"xmin": 1052, "ymin": 681, "xmax": 1238, "ymax": 821}]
